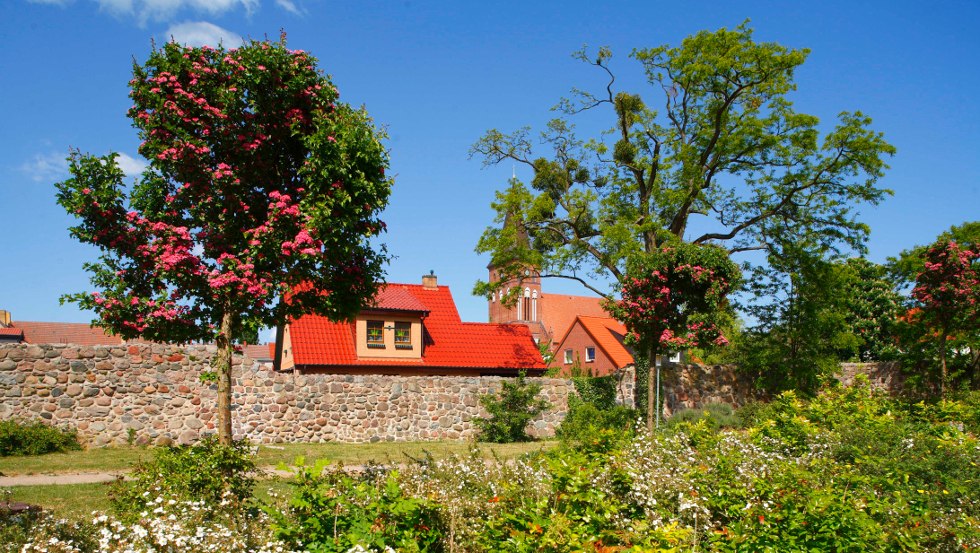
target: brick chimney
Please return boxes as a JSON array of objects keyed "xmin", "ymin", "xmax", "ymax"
[
  {"xmin": 422, "ymin": 271, "xmax": 438, "ymax": 289},
  {"xmin": 0, "ymin": 310, "xmax": 10, "ymax": 327}
]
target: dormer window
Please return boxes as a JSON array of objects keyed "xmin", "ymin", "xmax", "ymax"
[
  {"xmin": 366, "ymin": 320, "xmax": 384, "ymax": 348},
  {"xmin": 394, "ymin": 322, "xmax": 412, "ymax": 349}
]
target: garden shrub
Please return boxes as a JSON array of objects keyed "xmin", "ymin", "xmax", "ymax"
[
  {"xmin": 570, "ymin": 373, "xmax": 618, "ymax": 409},
  {"xmin": 108, "ymin": 435, "xmax": 257, "ymax": 520},
  {"xmin": 269, "ymin": 460, "xmax": 442, "ymax": 552},
  {"xmin": 475, "ymin": 373, "xmax": 549, "ymax": 443},
  {"xmin": 667, "ymin": 402, "xmax": 737, "ymax": 430},
  {"xmin": 555, "ymin": 396, "xmax": 639, "ymax": 449},
  {"xmin": 0, "ymin": 419, "xmax": 81, "ymax": 456}
]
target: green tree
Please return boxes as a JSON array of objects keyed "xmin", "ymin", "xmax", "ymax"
[
  {"xmin": 739, "ymin": 254, "xmax": 904, "ymax": 394},
  {"xmin": 835, "ymin": 257, "xmax": 904, "ymax": 361},
  {"xmin": 738, "ymin": 248, "xmax": 857, "ymax": 394},
  {"xmin": 605, "ymin": 242, "xmax": 740, "ymax": 429},
  {"xmin": 472, "ymin": 23, "xmax": 893, "ymax": 399},
  {"xmin": 56, "ymin": 37, "xmax": 391, "ymax": 443},
  {"xmin": 906, "ymin": 240, "xmax": 980, "ymax": 396},
  {"xmin": 888, "ymin": 221, "xmax": 980, "ymax": 289}
]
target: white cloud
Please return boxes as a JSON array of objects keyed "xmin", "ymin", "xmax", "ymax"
[
  {"xmin": 20, "ymin": 152, "xmax": 67, "ymax": 183},
  {"xmin": 98, "ymin": 0, "xmax": 257, "ymax": 26},
  {"xmin": 275, "ymin": 0, "xmax": 303, "ymax": 16},
  {"xmin": 27, "ymin": 0, "xmax": 75, "ymax": 6},
  {"xmin": 165, "ymin": 21, "xmax": 242, "ymax": 47},
  {"xmin": 115, "ymin": 152, "xmax": 148, "ymax": 177}
]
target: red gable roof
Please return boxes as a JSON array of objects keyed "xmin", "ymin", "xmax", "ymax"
[
  {"xmin": 288, "ymin": 283, "xmax": 546, "ymax": 372},
  {"xmin": 12, "ymin": 321, "xmax": 124, "ymax": 346},
  {"xmin": 573, "ymin": 316, "xmax": 634, "ymax": 369},
  {"xmin": 540, "ymin": 293, "xmax": 609, "ymax": 345}
]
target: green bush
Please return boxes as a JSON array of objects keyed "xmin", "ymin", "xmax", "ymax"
[
  {"xmin": 107, "ymin": 436, "xmax": 256, "ymax": 520},
  {"xmin": 475, "ymin": 373, "xmax": 549, "ymax": 443},
  {"xmin": 667, "ymin": 402, "xmax": 737, "ymax": 430},
  {"xmin": 570, "ymin": 374, "xmax": 618, "ymax": 409},
  {"xmin": 269, "ymin": 460, "xmax": 443, "ymax": 552},
  {"xmin": 0, "ymin": 419, "xmax": 81, "ymax": 456},
  {"xmin": 555, "ymin": 397, "xmax": 639, "ymax": 450}
]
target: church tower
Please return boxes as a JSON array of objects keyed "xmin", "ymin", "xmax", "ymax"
[{"xmin": 487, "ymin": 211, "xmax": 546, "ymax": 343}]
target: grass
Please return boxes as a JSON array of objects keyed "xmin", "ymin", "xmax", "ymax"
[
  {"xmin": 2, "ymin": 482, "xmax": 114, "ymax": 517},
  {"xmin": 0, "ymin": 440, "xmax": 555, "ymax": 476},
  {"xmin": 0, "ymin": 440, "xmax": 556, "ymax": 517}
]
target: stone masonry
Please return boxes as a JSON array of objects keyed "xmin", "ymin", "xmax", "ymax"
[
  {"xmin": 0, "ymin": 343, "xmax": 575, "ymax": 446},
  {"xmin": 0, "ymin": 343, "xmax": 904, "ymax": 446}
]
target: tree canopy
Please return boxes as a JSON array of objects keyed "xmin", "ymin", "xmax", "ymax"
[
  {"xmin": 472, "ymin": 23, "xmax": 894, "ymax": 300},
  {"xmin": 906, "ymin": 240, "xmax": 980, "ymax": 395},
  {"xmin": 888, "ymin": 221, "xmax": 980, "ymax": 288},
  {"xmin": 56, "ymin": 37, "xmax": 392, "ymax": 442}
]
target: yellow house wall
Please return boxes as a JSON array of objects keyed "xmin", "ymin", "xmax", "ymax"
[{"xmin": 354, "ymin": 315, "xmax": 423, "ymax": 359}]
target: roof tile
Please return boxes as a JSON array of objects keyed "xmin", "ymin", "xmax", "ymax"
[
  {"xmin": 289, "ymin": 284, "xmax": 545, "ymax": 371},
  {"xmin": 11, "ymin": 321, "xmax": 124, "ymax": 346},
  {"xmin": 575, "ymin": 316, "xmax": 634, "ymax": 369}
]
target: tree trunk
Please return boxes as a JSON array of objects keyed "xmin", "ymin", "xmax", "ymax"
[
  {"xmin": 939, "ymin": 330, "xmax": 948, "ymax": 399},
  {"xmin": 214, "ymin": 309, "xmax": 235, "ymax": 444},
  {"xmin": 647, "ymin": 342, "xmax": 659, "ymax": 432}
]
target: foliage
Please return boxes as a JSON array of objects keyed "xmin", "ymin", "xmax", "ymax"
[
  {"xmin": 570, "ymin": 373, "xmax": 618, "ymax": 409},
  {"xmin": 9, "ymin": 382, "xmax": 980, "ymax": 551},
  {"xmin": 607, "ymin": 242, "xmax": 740, "ymax": 429},
  {"xmin": 0, "ymin": 419, "xmax": 81, "ymax": 457},
  {"xmin": 476, "ymin": 373, "xmax": 550, "ymax": 443},
  {"xmin": 268, "ymin": 460, "xmax": 442, "ymax": 553},
  {"xmin": 56, "ymin": 36, "xmax": 391, "ymax": 442},
  {"xmin": 667, "ymin": 403, "xmax": 737, "ymax": 431},
  {"xmin": 473, "ymin": 23, "xmax": 894, "ymax": 424},
  {"xmin": 15, "ymin": 499, "xmax": 295, "ymax": 553},
  {"xmin": 889, "ymin": 220, "xmax": 980, "ymax": 288},
  {"xmin": 736, "ymin": 252, "xmax": 902, "ymax": 394},
  {"xmin": 555, "ymin": 396, "xmax": 639, "ymax": 448},
  {"xmin": 904, "ymin": 239, "xmax": 980, "ymax": 395},
  {"xmin": 472, "ymin": 23, "xmax": 893, "ymax": 358},
  {"xmin": 835, "ymin": 257, "xmax": 905, "ymax": 361},
  {"xmin": 108, "ymin": 436, "xmax": 257, "ymax": 521}
]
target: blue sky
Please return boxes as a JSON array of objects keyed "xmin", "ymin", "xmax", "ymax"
[{"xmin": 2, "ymin": 0, "xmax": 978, "ymax": 334}]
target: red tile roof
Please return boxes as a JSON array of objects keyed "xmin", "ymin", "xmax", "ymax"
[
  {"xmin": 540, "ymin": 293, "xmax": 609, "ymax": 346},
  {"xmin": 0, "ymin": 328, "xmax": 24, "ymax": 340},
  {"xmin": 368, "ymin": 285, "xmax": 429, "ymax": 312},
  {"xmin": 574, "ymin": 316, "xmax": 634, "ymax": 369},
  {"xmin": 288, "ymin": 284, "xmax": 546, "ymax": 372},
  {"xmin": 242, "ymin": 344, "xmax": 274, "ymax": 361},
  {"xmin": 11, "ymin": 321, "xmax": 124, "ymax": 346}
]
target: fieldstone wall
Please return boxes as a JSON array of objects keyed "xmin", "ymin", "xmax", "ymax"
[
  {"xmin": 0, "ymin": 343, "xmax": 908, "ymax": 445},
  {"xmin": 658, "ymin": 364, "xmax": 761, "ymax": 416},
  {"xmin": 0, "ymin": 343, "xmax": 574, "ymax": 446},
  {"xmin": 837, "ymin": 361, "xmax": 906, "ymax": 392}
]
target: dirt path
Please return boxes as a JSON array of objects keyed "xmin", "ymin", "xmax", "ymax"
[{"xmin": 0, "ymin": 472, "xmax": 124, "ymax": 486}]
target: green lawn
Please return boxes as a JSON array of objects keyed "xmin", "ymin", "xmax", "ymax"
[
  {"xmin": 0, "ymin": 440, "xmax": 554, "ymax": 476},
  {"xmin": 0, "ymin": 440, "xmax": 555, "ymax": 517}
]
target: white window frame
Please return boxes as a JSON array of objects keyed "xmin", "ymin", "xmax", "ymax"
[
  {"xmin": 585, "ymin": 346, "xmax": 596, "ymax": 363},
  {"xmin": 563, "ymin": 348, "xmax": 573, "ymax": 364}
]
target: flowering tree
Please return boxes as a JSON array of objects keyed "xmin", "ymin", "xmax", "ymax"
[
  {"xmin": 909, "ymin": 240, "xmax": 980, "ymax": 396},
  {"xmin": 56, "ymin": 37, "xmax": 392, "ymax": 443},
  {"xmin": 605, "ymin": 243, "xmax": 740, "ymax": 430}
]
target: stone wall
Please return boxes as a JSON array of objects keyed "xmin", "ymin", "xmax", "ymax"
[
  {"xmin": 0, "ymin": 343, "xmax": 574, "ymax": 446},
  {"xmin": 837, "ymin": 361, "xmax": 906, "ymax": 392},
  {"xmin": 0, "ymin": 343, "xmax": 908, "ymax": 446},
  {"xmin": 657, "ymin": 363, "xmax": 760, "ymax": 416}
]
